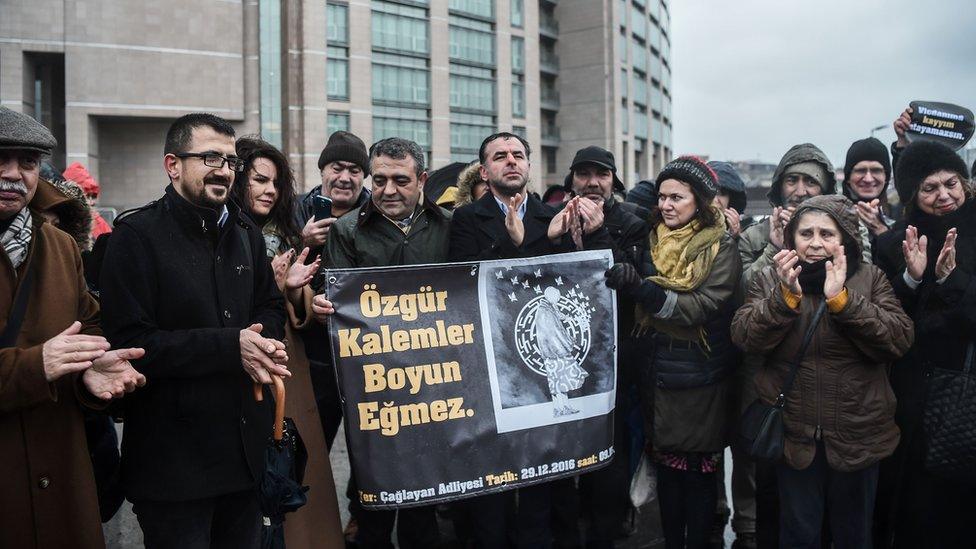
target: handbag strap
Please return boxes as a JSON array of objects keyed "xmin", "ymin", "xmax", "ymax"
[
  {"xmin": 773, "ymin": 300, "xmax": 828, "ymax": 408},
  {"xmin": 1, "ymin": 255, "xmax": 37, "ymax": 348}
]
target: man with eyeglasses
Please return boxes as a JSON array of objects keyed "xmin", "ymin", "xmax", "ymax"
[
  {"xmin": 842, "ymin": 137, "xmax": 895, "ymax": 239},
  {"xmin": 99, "ymin": 113, "xmax": 288, "ymax": 549}
]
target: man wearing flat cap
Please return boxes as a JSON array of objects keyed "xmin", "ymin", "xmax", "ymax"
[
  {"xmin": 0, "ymin": 107, "xmax": 145, "ymax": 549},
  {"xmin": 565, "ymin": 145, "xmax": 649, "ymax": 547}
]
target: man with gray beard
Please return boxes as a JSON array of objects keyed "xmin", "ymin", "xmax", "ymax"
[{"xmin": 0, "ymin": 107, "xmax": 145, "ymax": 549}]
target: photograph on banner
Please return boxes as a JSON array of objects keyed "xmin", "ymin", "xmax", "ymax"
[
  {"xmin": 325, "ymin": 250, "xmax": 617, "ymax": 508},
  {"xmin": 480, "ymin": 252, "xmax": 617, "ymax": 433},
  {"xmin": 907, "ymin": 100, "xmax": 975, "ymax": 150}
]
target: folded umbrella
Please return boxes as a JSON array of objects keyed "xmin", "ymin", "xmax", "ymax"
[{"xmin": 254, "ymin": 378, "xmax": 309, "ymax": 549}]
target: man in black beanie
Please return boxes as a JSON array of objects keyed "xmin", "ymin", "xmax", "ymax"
[
  {"xmin": 843, "ymin": 137, "xmax": 894, "ymax": 236},
  {"xmin": 294, "ymin": 130, "xmax": 371, "ymax": 254}
]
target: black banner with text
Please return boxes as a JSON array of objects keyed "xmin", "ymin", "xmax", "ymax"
[{"xmin": 326, "ymin": 250, "xmax": 617, "ymax": 509}]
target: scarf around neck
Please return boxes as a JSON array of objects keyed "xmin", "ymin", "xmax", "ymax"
[
  {"xmin": 635, "ymin": 206, "xmax": 726, "ymax": 343},
  {"xmin": 1, "ymin": 208, "xmax": 32, "ymax": 270}
]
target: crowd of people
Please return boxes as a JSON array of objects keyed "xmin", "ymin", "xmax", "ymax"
[{"xmin": 2, "ymin": 101, "xmax": 975, "ymax": 549}]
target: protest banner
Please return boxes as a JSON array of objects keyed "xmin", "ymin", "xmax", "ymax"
[
  {"xmin": 325, "ymin": 250, "xmax": 617, "ymax": 509},
  {"xmin": 907, "ymin": 100, "xmax": 975, "ymax": 150}
]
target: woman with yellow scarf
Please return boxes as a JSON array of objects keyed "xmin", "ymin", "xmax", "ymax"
[{"xmin": 606, "ymin": 156, "xmax": 741, "ymax": 549}]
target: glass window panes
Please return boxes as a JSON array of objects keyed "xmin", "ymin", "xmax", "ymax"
[
  {"xmin": 512, "ymin": 125, "xmax": 527, "ymax": 138},
  {"xmin": 511, "ymin": 37, "xmax": 525, "ymax": 74},
  {"xmin": 621, "ymin": 101, "xmax": 629, "ymax": 134},
  {"xmin": 650, "ymin": 53, "xmax": 662, "ymax": 82},
  {"xmin": 650, "ymin": 85, "xmax": 663, "ymax": 113},
  {"xmin": 634, "ymin": 107, "xmax": 649, "ymax": 139},
  {"xmin": 450, "ymin": 0, "xmax": 493, "ymax": 19},
  {"xmin": 372, "ymin": 2, "xmax": 429, "ymax": 54},
  {"xmin": 512, "ymin": 82, "xmax": 525, "ymax": 118},
  {"xmin": 327, "ymin": 46, "xmax": 349, "ymax": 100},
  {"xmin": 327, "ymin": 3, "xmax": 348, "ymax": 44},
  {"xmin": 632, "ymin": 39, "xmax": 647, "ymax": 72},
  {"xmin": 449, "ymin": 21, "xmax": 495, "ymax": 65},
  {"xmin": 618, "ymin": 31, "xmax": 627, "ymax": 62},
  {"xmin": 661, "ymin": 36, "xmax": 670, "ymax": 63},
  {"xmin": 511, "ymin": 0, "xmax": 524, "ymax": 27},
  {"xmin": 373, "ymin": 63, "xmax": 430, "ymax": 105},
  {"xmin": 620, "ymin": 68, "xmax": 628, "ymax": 99},
  {"xmin": 632, "ymin": 73, "xmax": 647, "ymax": 106},
  {"xmin": 631, "ymin": 4, "xmax": 646, "ymax": 40},
  {"xmin": 662, "ymin": 63, "xmax": 671, "ymax": 91},
  {"xmin": 373, "ymin": 105, "xmax": 431, "ymax": 148},
  {"xmin": 259, "ymin": 0, "xmax": 282, "ymax": 148},
  {"xmin": 648, "ymin": 21, "xmax": 661, "ymax": 52},
  {"xmin": 618, "ymin": 0, "xmax": 627, "ymax": 26},
  {"xmin": 328, "ymin": 112, "xmax": 350, "ymax": 135},
  {"xmin": 451, "ymin": 111, "xmax": 494, "ymax": 154},
  {"xmin": 663, "ymin": 94, "xmax": 672, "ymax": 120},
  {"xmin": 450, "ymin": 65, "xmax": 495, "ymax": 112}
]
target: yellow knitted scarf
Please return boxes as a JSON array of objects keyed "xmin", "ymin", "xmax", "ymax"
[{"xmin": 635, "ymin": 206, "xmax": 726, "ymax": 343}]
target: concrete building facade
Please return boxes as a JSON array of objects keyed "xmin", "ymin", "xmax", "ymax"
[{"xmin": 0, "ymin": 0, "xmax": 671, "ymax": 211}]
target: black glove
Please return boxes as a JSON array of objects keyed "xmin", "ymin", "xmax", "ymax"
[{"xmin": 604, "ymin": 263, "xmax": 642, "ymax": 294}]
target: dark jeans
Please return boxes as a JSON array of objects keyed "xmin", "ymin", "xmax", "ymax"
[
  {"xmin": 355, "ymin": 505, "xmax": 440, "ymax": 549},
  {"xmin": 656, "ymin": 464, "xmax": 717, "ymax": 549},
  {"xmin": 462, "ymin": 478, "xmax": 575, "ymax": 549},
  {"xmin": 776, "ymin": 446, "xmax": 878, "ymax": 549},
  {"xmin": 133, "ymin": 490, "xmax": 261, "ymax": 549}
]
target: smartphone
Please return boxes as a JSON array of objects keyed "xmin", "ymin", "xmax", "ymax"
[{"xmin": 313, "ymin": 195, "xmax": 333, "ymax": 221}]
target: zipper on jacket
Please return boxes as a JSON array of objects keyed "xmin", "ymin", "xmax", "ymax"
[{"xmin": 814, "ymin": 313, "xmax": 823, "ymax": 442}]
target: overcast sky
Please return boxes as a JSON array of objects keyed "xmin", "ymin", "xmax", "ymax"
[{"xmin": 669, "ymin": 0, "xmax": 976, "ymax": 167}]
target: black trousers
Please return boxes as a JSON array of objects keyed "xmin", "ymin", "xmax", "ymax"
[
  {"xmin": 354, "ymin": 505, "xmax": 440, "ymax": 549},
  {"xmin": 463, "ymin": 478, "xmax": 576, "ymax": 549},
  {"xmin": 133, "ymin": 489, "xmax": 261, "ymax": 549},
  {"xmin": 656, "ymin": 464, "xmax": 717, "ymax": 549},
  {"xmin": 776, "ymin": 446, "xmax": 878, "ymax": 549},
  {"xmin": 579, "ymin": 412, "xmax": 632, "ymax": 545}
]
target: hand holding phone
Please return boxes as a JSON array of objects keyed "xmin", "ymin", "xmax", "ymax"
[{"xmin": 313, "ymin": 195, "xmax": 333, "ymax": 221}]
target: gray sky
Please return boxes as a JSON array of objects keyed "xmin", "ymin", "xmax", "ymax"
[{"xmin": 669, "ymin": 0, "xmax": 976, "ymax": 168}]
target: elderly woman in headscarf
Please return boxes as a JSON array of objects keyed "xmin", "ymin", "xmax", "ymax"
[
  {"xmin": 732, "ymin": 194, "xmax": 912, "ymax": 548},
  {"xmin": 605, "ymin": 156, "xmax": 740, "ymax": 549}
]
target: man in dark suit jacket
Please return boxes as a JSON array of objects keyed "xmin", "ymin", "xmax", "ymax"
[
  {"xmin": 100, "ymin": 114, "xmax": 288, "ymax": 549},
  {"xmin": 449, "ymin": 132, "xmax": 613, "ymax": 548}
]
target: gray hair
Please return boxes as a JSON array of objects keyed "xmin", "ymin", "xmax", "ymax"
[{"xmin": 368, "ymin": 137, "xmax": 426, "ymax": 176}]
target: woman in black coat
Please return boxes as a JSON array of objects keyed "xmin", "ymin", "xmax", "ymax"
[{"xmin": 872, "ymin": 140, "xmax": 976, "ymax": 549}]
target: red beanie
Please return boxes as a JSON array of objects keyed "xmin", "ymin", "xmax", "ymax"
[{"xmin": 63, "ymin": 162, "xmax": 100, "ymax": 196}]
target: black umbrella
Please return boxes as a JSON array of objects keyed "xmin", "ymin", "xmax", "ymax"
[{"xmin": 254, "ymin": 377, "xmax": 309, "ymax": 549}]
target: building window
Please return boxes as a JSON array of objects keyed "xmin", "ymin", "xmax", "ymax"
[
  {"xmin": 449, "ymin": 16, "xmax": 495, "ymax": 65},
  {"xmin": 618, "ymin": 30, "xmax": 627, "ymax": 63},
  {"xmin": 545, "ymin": 148, "xmax": 557, "ymax": 174},
  {"xmin": 327, "ymin": 46, "xmax": 349, "ymax": 100},
  {"xmin": 631, "ymin": 4, "xmax": 647, "ymax": 41},
  {"xmin": 620, "ymin": 68, "xmax": 628, "ymax": 99},
  {"xmin": 259, "ymin": 0, "xmax": 283, "ymax": 147},
  {"xmin": 327, "ymin": 3, "xmax": 349, "ymax": 44},
  {"xmin": 372, "ymin": 53, "xmax": 430, "ymax": 106},
  {"xmin": 450, "ymin": 63, "xmax": 495, "ymax": 113},
  {"xmin": 373, "ymin": 105, "xmax": 431, "ymax": 149},
  {"xmin": 511, "ymin": 36, "xmax": 525, "ymax": 74},
  {"xmin": 634, "ymin": 106, "xmax": 649, "ymax": 139},
  {"xmin": 449, "ymin": 0, "xmax": 494, "ymax": 19},
  {"xmin": 372, "ymin": 1, "xmax": 430, "ymax": 55},
  {"xmin": 512, "ymin": 81, "xmax": 525, "ymax": 118},
  {"xmin": 632, "ymin": 71, "xmax": 647, "ymax": 106},
  {"xmin": 512, "ymin": 125, "xmax": 527, "ymax": 138},
  {"xmin": 650, "ymin": 85, "xmax": 663, "ymax": 114},
  {"xmin": 621, "ymin": 100, "xmax": 629, "ymax": 134},
  {"xmin": 328, "ymin": 112, "xmax": 350, "ymax": 135},
  {"xmin": 618, "ymin": 0, "xmax": 627, "ymax": 27},
  {"xmin": 632, "ymin": 38, "xmax": 647, "ymax": 72},
  {"xmin": 511, "ymin": 0, "xmax": 524, "ymax": 27},
  {"xmin": 451, "ymin": 111, "xmax": 494, "ymax": 159}
]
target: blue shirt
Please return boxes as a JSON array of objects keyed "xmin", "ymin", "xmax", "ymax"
[{"xmin": 493, "ymin": 195, "xmax": 527, "ymax": 220}]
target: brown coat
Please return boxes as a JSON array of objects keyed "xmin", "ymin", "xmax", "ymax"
[
  {"xmin": 732, "ymin": 263, "xmax": 913, "ymax": 472},
  {"xmin": 0, "ymin": 181, "xmax": 105, "ymax": 549},
  {"xmin": 283, "ymin": 288, "xmax": 344, "ymax": 549}
]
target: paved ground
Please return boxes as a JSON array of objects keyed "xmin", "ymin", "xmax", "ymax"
[{"xmin": 105, "ymin": 423, "xmax": 736, "ymax": 548}]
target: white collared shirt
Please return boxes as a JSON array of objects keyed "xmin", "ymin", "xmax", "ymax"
[{"xmin": 494, "ymin": 195, "xmax": 527, "ymax": 220}]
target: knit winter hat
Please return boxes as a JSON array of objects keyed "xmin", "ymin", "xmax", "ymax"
[
  {"xmin": 317, "ymin": 131, "xmax": 369, "ymax": 174},
  {"xmin": 707, "ymin": 161, "xmax": 747, "ymax": 213},
  {"xmin": 656, "ymin": 156, "xmax": 718, "ymax": 200},
  {"xmin": 625, "ymin": 179, "xmax": 657, "ymax": 211},
  {"xmin": 844, "ymin": 137, "xmax": 891, "ymax": 185},
  {"xmin": 894, "ymin": 140, "xmax": 970, "ymax": 205},
  {"xmin": 0, "ymin": 107, "xmax": 57, "ymax": 155}
]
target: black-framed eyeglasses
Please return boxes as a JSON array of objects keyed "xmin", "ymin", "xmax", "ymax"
[{"xmin": 174, "ymin": 152, "xmax": 245, "ymax": 173}]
